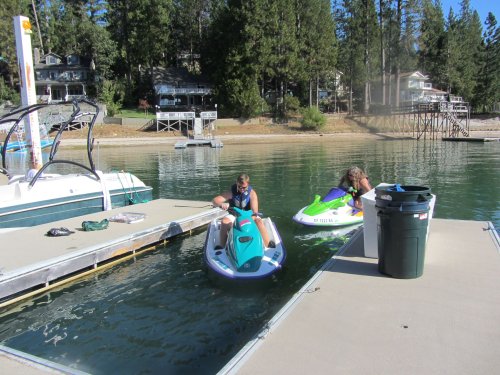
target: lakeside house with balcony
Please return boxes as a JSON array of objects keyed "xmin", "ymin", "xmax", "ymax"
[
  {"xmin": 399, "ymin": 71, "xmax": 450, "ymax": 105},
  {"xmin": 370, "ymin": 70, "xmax": 465, "ymax": 111},
  {"xmin": 153, "ymin": 67, "xmax": 213, "ymax": 113},
  {"xmin": 34, "ymin": 51, "xmax": 92, "ymax": 103}
]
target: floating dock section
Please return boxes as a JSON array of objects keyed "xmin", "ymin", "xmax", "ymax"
[
  {"xmin": 442, "ymin": 136, "xmax": 500, "ymax": 142},
  {"xmin": 174, "ymin": 138, "xmax": 223, "ymax": 149},
  {"xmin": 221, "ymin": 219, "xmax": 500, "ymax": 374},
  {"xmin": 0, "ymin": 199, "xmax": 224, "ymax": 307}
]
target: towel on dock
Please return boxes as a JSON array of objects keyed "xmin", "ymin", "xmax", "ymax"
[{"xmin": 82, "ymin": 219, "xmax": 109, "ymax": 231}]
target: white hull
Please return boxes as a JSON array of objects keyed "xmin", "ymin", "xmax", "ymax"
[
  {"xmin": 0, "ymin": 171, "xmax": 152, "ymax": 232},
  {"xmin": 293, "ymin": 204, "xmax": 364, "ymax": 227},
  {"xmin": 204, "ymin": 217, "xmax": 286, "ymax": 280}
]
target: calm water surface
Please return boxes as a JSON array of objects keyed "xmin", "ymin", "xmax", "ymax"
[{"xmin": 1, "ymin": 138, "xmax": 499, "ymax": 374}]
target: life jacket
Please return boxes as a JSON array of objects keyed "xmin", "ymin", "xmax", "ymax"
[{"xmin": 230, "ymin": 184, "xmax": 253, "ymax": 210}]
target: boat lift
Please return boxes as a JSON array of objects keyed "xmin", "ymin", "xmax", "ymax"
[{"xmin": 155, "ymin": 111, "xmax": 223, "ymax": 149}]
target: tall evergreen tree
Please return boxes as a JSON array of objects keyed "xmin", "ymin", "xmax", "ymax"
[
  {"xmin": 377, "ymin": 0, "xmax": 389, "ymax": 106},
  {"xmin": 399, "ymin": 0, "xmax": 419, "ymax": 72},
  {"xmin": 336, "ymin": 0, "xmax": 366, "ymax": 113},
  {"xmin": 475, "ymin": 13, "xmax": 499, "ymax": 112},
  {"xmin": 268, "ymin": 0, "xmax": 299, "ymax": 116},
  {"xmin": 107, "ymin": 0, "xmax": 173, "ymax": 102},
  {"xmin": 362, "ymin": 0, "xmax": 378, "ymax": 113},
  {"xmin": 205, "ymin": 0, "xmax": 304, "ymax": 118},
  {"xmin": 295, "ymin": 0, "xmax": 337, "ymax": 108},
  {"xmin": 457, "ymin": 1, "xmax": 482, "ymax": 102},
  {"xmin": 445, "ymin": 0, "xmax": 483, "ymax": 102},
  {"xmin": 444, "ymin": 7, "xmax": 460, "ymax": 94},
  {"xmin": 203, "ymin": 0, "xmax": 262, "ymax": 116},
  {"xmin": 0, "ymin": 0, "xmax": 32, "ymax": 87},
  {"xmin": 419, "ymin": 0, "xmax": 447, "ymax": 90},
  {"xmin": 169, "ymin": 0, "xmax": 213, "ymax": 70}
]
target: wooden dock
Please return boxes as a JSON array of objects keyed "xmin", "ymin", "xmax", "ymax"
[
  {"xmin": 1, "ymin": 217, "xmax": 499, "ymax": 374},
  {"xmin": 0, "ymin": 199, "xmax": 224, "ymax": 307},
  {"xmin": 221, "ymin": 219, "xmax": 500, "ymax": 375},
  {"xmin": 0, "ymin": 345, "xmax": 83, "ymax": 375}
]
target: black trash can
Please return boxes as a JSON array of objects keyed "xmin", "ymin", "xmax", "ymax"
[{"xmin": 375, "ymin": 185, "xmax": 432, "ymax": 279}]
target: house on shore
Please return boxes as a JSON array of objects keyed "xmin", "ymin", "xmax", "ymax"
[
  {"xmin": 398, "ymin": 71, "xmax": 451, "ymax": 105},
  {"xmin": 371, "ymin": 70, "xmax": 464, "ymax": 108},
  {"xmin": 34, "ymin": 51, "xmax": 92, "ymax": 103},
  {"xmin": 153, "ymin": 67, "xmax": 213, "ymax": 113}
]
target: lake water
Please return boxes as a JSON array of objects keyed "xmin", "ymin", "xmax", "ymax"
[{"xmin": 1, "ymin": 137, "xmax": 499, "ymax": 374}]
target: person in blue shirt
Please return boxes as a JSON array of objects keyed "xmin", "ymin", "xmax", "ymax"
[{"xmin": 212, "ymin": 173, "xmax": 273, "ymax": 248}]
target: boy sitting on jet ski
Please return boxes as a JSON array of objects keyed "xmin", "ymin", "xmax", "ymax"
[{"xmin": 212, "ymin": 173, "xmax": 274, "ymax": 248}]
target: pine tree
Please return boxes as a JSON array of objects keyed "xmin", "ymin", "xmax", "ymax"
[
  {"xmin": 295, "ymin": 0, "xmax": 337, "ymax": 108},
  {"xmin": 169, "ymin": 0, "xmax": 213, "ymax": 70},
  {"xmin": 475, "ymin": 13, "xmax": 499, "ymax": 112},
  {"xmin": 336, "ymin": 0, "xmax": 368, "ymax": 113},
  {"xmin": 107, "ymin": 0, "xmax": 173, "ymax": 103},
  {"xmin": 445, "ymin": 0, "xmax": 483, "ymax": 102},
  {"xmin": 203, "ymin": 0, "xmax": 267, "ymax": 117},
  {"xmin": 0, "ymin": 0, "xmax": 31, "ymax": 87},
  {"xmin": 419, "ymin": 0, "xmax": 447, "ymax": 90},
  {"xmin": 444, "ymin": 7, "xmax": 460, "ymax": 94}
]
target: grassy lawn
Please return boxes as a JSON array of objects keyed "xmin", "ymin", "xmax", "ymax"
[{"xmin": 117, "ymin": 108, "xmax": 156, "ymax": 119}]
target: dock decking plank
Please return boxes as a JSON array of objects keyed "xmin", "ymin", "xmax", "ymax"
[
  {"xmin": 0, "ymin": 199, "xmax": 223, "ymax": 303},
  {"xmin": 223, "ymin": 219, "xmax": 500, "ymax": 375}
]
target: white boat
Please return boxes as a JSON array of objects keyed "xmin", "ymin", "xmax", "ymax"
[
  {"xmin": 0, "ymin": 169, "xmax": 152, "ymax": 232},
  {"xmin": 204, "ymin": 209, "xmax": 286, "ymax": 280},
  {"xmin": 0, "ymin": 101, "xmax": 153, "ymax": 232},
  {"xmin": 0, "ymin": 18, "xmax": 153, "ymax": 233}
]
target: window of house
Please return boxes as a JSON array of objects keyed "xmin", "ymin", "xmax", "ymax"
[
  {"xmin": 47, "ymin": 56, "xmax": 61, "ymax": 65},
  {"xmin": 67, "ymin": 55, "xmax": 80, "ymax": 65},
  {"xmin": 68, "ymin": 86, "xmax": 83, "ymax": 96}
]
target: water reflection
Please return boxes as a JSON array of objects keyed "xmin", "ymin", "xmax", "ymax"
[{"xmin": 294, "ymin": 223, "xmax": 362, "ymax": 251}]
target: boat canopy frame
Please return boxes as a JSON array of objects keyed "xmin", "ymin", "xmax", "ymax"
[{"xmin": 0, "ymin": 99, "xmax": 101, "ymax": 187}]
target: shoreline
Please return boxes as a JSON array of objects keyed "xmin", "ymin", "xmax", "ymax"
[{"xmin": 61, "ymin": 129, "xmax": 500, "ymax": 147}]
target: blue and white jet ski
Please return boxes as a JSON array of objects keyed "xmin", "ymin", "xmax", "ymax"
[
  {"xmin": 293, "ymin": 187, "xmax": 364, "ymax": 227},
  {"xmin": 204, "ymin": 207, "xmax": 286, "ymax": 280}
]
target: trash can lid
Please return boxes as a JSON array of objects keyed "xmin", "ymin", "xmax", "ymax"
[{"xmin": 375, "ymin": 185, "xmax": 432, "ymax": 203}]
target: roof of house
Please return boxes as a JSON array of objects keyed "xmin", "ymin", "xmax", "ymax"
[
  {"xmin": 35, "ymin": 53, "xmax": 90, "ymax": 69},
  {"xmin": 152, "ymin": 67, "xmax": 212, "ymax": 87},
  {"xmin": 400, "ymin": 71, "xmax": 429, "ymax": 80}
]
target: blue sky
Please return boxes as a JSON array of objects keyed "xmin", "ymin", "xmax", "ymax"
[{"xmin": 441, "ymin": 0, "xmax": 499, "ymax": 26}]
